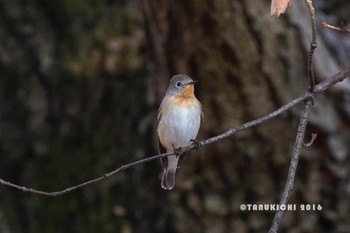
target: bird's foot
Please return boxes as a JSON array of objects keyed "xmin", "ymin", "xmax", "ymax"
[
  {"xmin": 190, "ymin": 139, "xmax": 202, "ymax": 151},
  {"xmin": 172, "ymin": 144, "xmax": 185, "ymax": 156}
]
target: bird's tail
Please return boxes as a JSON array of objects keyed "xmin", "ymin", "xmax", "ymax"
[{"xmin": 161, "ymin": 155, "xmax": 179, "ymax": 190}]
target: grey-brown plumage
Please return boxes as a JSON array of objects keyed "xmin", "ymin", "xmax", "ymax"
[{"xmin": 157, "ymin": 74, "xmax": 203, "ymax": 190}]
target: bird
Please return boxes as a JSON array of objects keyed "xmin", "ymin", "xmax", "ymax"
[{"xmin": 157, "ymin": 74, "xmax": 203, "ymax": 190}]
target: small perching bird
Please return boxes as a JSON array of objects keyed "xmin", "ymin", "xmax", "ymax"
[{"xmin": 157, "ymin": 74, "xmax": 203, "ymax": 190}]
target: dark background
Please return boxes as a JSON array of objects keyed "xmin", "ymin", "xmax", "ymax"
[{"xmin": 0, "ymin": 0, "xmax": 350, "ymax": 232}]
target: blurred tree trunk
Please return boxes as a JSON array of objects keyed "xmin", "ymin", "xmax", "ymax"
[
  {"xmin": 144, "ymin": 0, "xmax": 350, "ymax": 232},
  {"xmin": 0, "ymin": 1, "xmax": 158, "ymax": 233},
  {"xmin": 0, "ymin": 0, "xmax": 350, "ymax": 232}
]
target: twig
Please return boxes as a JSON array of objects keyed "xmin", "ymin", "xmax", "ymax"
[
  {"xmin": 269, "ymin": 2, "xmax": 318, "ymax": 231},
  {"xmin": 321, "ymin": 21, "xmax": 350, "ymax": 34},
  {"xmin": 303, "ymin": 133, "xmax": 317, "ymax": 147},
  {"xmin": 305, "ymin": 0, "xmax": 317, "ymax": 91},
  {"xmin": 314, "ymin": 65, "xmax": 350, "ymax": 93},
  {"xmin": 268, "ymin": 98, "xmax": 313, "ymax": 233},
  {"xmin": 0, "ymin": 66, "xmax": 349, "ymax": 196},
  {"xmin": 0, "ymin": 151, "xmax": 174, "ymax": 196},
  {"xmin": 268, "ymin": 1, "xmax": 349, "ymax": 228}
]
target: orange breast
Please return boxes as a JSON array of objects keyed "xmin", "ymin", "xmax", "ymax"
[
  {"xmin": 178, "ymin": 85, "xmax": 194, "ymax": 98},
  {"xmin": 171, "ymin": 85, "xmax": 195, "ymax": 107}
]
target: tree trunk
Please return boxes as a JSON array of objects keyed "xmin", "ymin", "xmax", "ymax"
[
  {"xmin": 0, "ymin": 0, "xmax": 350, "ymax": 232},
  {"xmin": 144, "ymin": 0, "xmax": 350, "ymax": 232}
]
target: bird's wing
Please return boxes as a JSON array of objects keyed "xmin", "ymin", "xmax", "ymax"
[
  {"xmin": 157, "ymin": 103, "xmax": 168, "ymax": 169},
  {"xmin": 200, "ymin": 102, "xmax": 204, "ymax": 123}
]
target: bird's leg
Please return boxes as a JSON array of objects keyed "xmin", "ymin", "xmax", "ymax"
[{"xmin": 190, "ymin": 139, "xmax": 202, "ymax": 151}]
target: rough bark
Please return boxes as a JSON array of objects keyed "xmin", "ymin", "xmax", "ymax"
[
  {"xmin": 145, "ymin": 0, "xmax": 350, "ymax": 232},
  {"xmin": 0, "ymin": 0, "xmax": 349, "ymax": 232}
]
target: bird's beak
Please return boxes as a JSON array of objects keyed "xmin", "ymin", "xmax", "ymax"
[{"xmin": 187, "ymin": 80, "xmax": 198, "ymax": 85}]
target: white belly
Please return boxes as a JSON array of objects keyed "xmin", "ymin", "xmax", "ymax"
[{"xmin": 158, "ymin": 103, "xmax": 201, "ymax": 151}]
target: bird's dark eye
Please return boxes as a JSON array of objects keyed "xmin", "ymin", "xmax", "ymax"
[{"xmin": 176, "ymin": 81, "xmax": 181, "ymax": 87}]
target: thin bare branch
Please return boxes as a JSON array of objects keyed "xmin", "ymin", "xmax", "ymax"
[
  {"xmin": 303, "ymin": 133, "xmax": 317, "ymax": 147},
  {"xmin": 0, "ymin": 66, "xmax": 349, "ymax": 196},
  {"xmin": 0, "ymin": 151, "xmax": 174, "ymax": 196},
  {"xmin": 321, "ymin": 21, "xmax": 350, "ymax": 34},
  {"xmin": 268, "ymin": 98, "xmax": 313, "ymax": 233},
  {"xmin": 314, "ymin": 65, "xmax": 350, "ymax": 93},
  {"xmin": 305, "ymin": 0, "xmax": 317, "ymax": 91}
]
